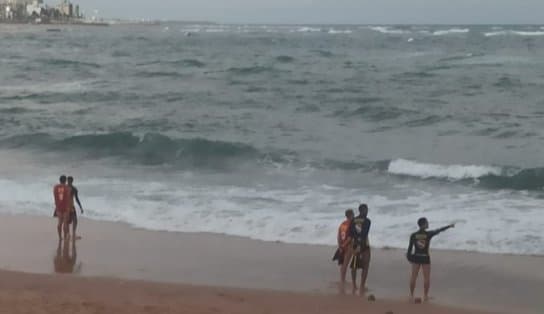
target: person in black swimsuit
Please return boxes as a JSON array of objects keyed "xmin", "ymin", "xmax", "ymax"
[
  {"xmin": 349, "ymin": 204, "xmax": 371, "ymax": 294},
  {"xmin": 406, "ymin": 217, "xmax": 455, "ymax": 302}
]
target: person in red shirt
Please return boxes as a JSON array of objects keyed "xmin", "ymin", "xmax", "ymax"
[
  {"xmin": 335, "ymin": 209, "xmax": 354, "ymax": 284},
  {"xmin": 53, "ymin": 175, "xmax": 71, "ymax": 240}
]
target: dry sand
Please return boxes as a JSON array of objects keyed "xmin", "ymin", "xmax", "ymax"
[{"xmin": 0, "ymin": 214, "xmax": 542, "ymax": 314}]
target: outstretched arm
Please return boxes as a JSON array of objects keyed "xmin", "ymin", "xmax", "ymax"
[{"xmin": 429, "ymin": 224, "xmax": 455, "ymax": 238}]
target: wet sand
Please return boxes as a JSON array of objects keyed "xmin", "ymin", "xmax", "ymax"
[{"xmin": 0, "ymin": 214, "xmax": 542, "ymax": 314}]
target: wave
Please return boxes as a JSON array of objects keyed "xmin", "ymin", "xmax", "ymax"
[
  {"xmin": 0, "ymin": 133, "xmax": 260, "ymax": 168},
  {"xmin": 136, "ymin": 59, "xmax": 206, "ymax": 68},
  {"xmin": 369, "ymin": 26, "xmax": 409, "ymax": 35},
  {"xmin": 293, "ymin": 27, "xmax": 322, "ymax": 33},
  {"xmin": 227, "ymin": 66, "xmax": 276, "ymax": 75},
  {"xmin": 334, "ymin": 104, "xmax": 413, "ymax": 121},
  {"xmin": 328, "ymin": 29, "xmax": 353, "ymax": 34},
  {"xmin": 432, "ymin": 28, "xmax": 470, "ymax": 36},
  {"xmin": 484, "ymin": 30, "xmax": 544, "ymax": 37},
  {"xmin": 388, "ymin": 159, "xmax": 502, "ymax": 180},
  {"xmin": 275, "ymin": 55, "xmax": 295, "ymax": 63},
  {"xmin": 387, "ymin": 159, "xmax": 544, "ymax": 191},
  {"xmin": 136, "ymin": 71, "xmax": 186, "ymax": 78},
  {"xmin": 38, "ymin": 58, "xmax": 101, "ymax": 69},
  {"xmin": 479, "ymin": 168, "xmax": 544, "ymax": 190}
]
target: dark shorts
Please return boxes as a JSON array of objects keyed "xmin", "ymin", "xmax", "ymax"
[
  {"xmin": 411, "ymin": 255, "xmax": 431, "ymax": 265},
  {"xmin": 350, "ymin": 247, "xmax": 371, "ymax": 270}
]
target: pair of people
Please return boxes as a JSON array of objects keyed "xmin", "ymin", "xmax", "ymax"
[
  {"xmin": 335, "ymin": 204, "xmax": 371, "ymax": 294},
  {"xmin": 335, "ymin": 206, "xmax": 454, "ymax": 302},
  {"xmin": 53, "ymin": 175, "xmax": 84, "ymax": 241}
]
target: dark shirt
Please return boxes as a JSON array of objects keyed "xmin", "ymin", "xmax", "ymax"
[
  {"xmin": 407, "ymin": 225, "xmax": 452, "ymax": 258},
  {"xmin": 349, "ymin": 215, "xmax": 371, "ymax": 250}
]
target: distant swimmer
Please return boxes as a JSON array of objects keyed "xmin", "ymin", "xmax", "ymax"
[
  {"xmin": 67, "ymin": 176, "xmax": 84, "ymax": 240},
  {"xmin": 407, "ymin": 218, "xmax": 455, "ymax": 302},
  {"xmin": 333, "ymin": 209, "xmax": 354, "ymax": 284},
  {"xmin": 349, "ymin": 204, "xmax": 372, "ymax": 294},
  {"xmin": 53, "ymin": 175, "xmax": 71, "ymax": 240}
]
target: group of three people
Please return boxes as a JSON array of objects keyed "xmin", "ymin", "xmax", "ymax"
[
  {"xmin": 335, "ymin": 204, "xmax": 454, "ymax": 302},
  {"xmin": 53, "ymin": 175, "xmax": 84, "ymax": 241}
]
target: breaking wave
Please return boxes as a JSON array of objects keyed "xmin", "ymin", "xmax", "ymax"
[
  {"xmin": 484, "ymin": 30, "xmax": 544, "ymax": 37},
  {"xmin": 387, "ymin": 159, "xmax": 544, "ymax": 191}
]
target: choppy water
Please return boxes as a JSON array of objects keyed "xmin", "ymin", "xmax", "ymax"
[{"xmin": 1, "ymin": 24, "xmax": 543, "ymax": 254}]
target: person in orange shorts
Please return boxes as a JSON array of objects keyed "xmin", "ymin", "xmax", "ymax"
[{"xmin": 53, "ymin": 175, "xmax": 71, "ymax": 240}]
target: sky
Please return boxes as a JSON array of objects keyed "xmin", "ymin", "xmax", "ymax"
[{"xmin": 68, "ymin": 0, "xmax": 544, "ymax": 24}]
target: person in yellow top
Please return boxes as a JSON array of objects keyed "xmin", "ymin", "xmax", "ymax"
[{"xmin": 333, "ymin": 209, "xmax": 355, "ymax": 284}]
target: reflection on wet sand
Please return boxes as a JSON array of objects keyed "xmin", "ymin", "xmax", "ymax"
[{"xmin": 53, "ymin": 239, "xmax": 82, "ymax": 274}]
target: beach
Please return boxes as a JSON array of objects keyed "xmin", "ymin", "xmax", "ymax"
[{"xmin": 0, "ymin": 215, "xmax": 542, "ymax": 314}]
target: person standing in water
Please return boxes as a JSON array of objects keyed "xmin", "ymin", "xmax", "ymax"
[
  {"xmin": 349, "ymin": 204, "xmax": 371, "ymax": 294},
  {"xmin": 407, "ymin": 217, "xmax": 455, "ymax": 302},
  {"xmin": 67, "ymin": 176, "xmax": 84, "ymax": 240},
  {"xmin": 53, "ymin": 175, "xmax": 71, "ymax": 240}
]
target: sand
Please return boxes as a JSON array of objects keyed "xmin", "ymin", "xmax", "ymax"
[{"xmin": 0, "ymin": 214, "xmax": 542, "ymax": 314}]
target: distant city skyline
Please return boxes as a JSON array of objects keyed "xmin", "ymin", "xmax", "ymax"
[{"xmin": 70, "ymin": 0, "xmax": 543, "ymax": 24}]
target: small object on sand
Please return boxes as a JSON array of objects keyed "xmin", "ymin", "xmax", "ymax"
[
  {"xmin": 367, "ymin": 294, "xmax": 376, "ymax": 302},
  {"xmin": 414, "ymin": 297, "xmax": 422, "ymax": 304},
  {"xmin": 385, "ymin": 311, "xmax": 394, "ymax": 314}
]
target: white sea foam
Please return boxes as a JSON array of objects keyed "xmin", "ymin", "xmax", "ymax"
[
  {"xmin": 432, "ymin": 28, "xmax": 470, "ymax": 36},
  {"xmin": 387, "ymin": 159, "xmax": 502, "ymax": 180},
  {"xmin": 328, "ymin": 29, "xmax": 353, "ymax": 34},
  {"xmin": 0, "ymin": 170, "xmax": 542, "ymax": 255},
  {"xmin": 484, "ymin": 30, "xmax": 544, "ymax": 37},
  {"xmin": 293, "ymin": 27, "xmax": 322, "ymax": 33},
  {"xmin": 369, "ymin": 26, "xmax": 409, "ymax": 35}
]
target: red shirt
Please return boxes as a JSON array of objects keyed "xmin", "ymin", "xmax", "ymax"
[
  {"xmin": 338, "ymin": 220, "xmax": 352, "ymax": 250},
  {"xmin": 53, "ymin": 184, "xmax": 71, "ymax": 213}
]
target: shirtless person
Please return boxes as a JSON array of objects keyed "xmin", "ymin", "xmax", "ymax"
[
  {"xmin": 67, "ymin": 176, "xmax": 84, "ymax": 239},
  {"xmin": 53, "ymin": 175, "xmax": 71, "ymax": 240},
  {"xmin": 407, "ymin": 217, "xmax": 455, "ymax": 302},
  {"xmin": 349, "ymin": 204, "xmax": 371, "ymax": 294},
  {"xmin": 336, "ymin": 209, "xmax": 354, "ymax": 283}
]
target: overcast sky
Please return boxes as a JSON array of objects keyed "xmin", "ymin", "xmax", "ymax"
[{"xmin": 69, "ymin": 0, "xmax": 543, "ymax": 24}]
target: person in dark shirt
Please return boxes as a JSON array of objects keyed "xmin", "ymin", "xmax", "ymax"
[
  {"xmin": 407, "ymin": 217, "xmax": 455, "ymax": 302},
  {"xmin": 67, "ymin": 176, "xmax": 84, "ymax": 240},
  {"xmin": 348, "ymin": 204, "xmax": 371, "ymax": 294}
]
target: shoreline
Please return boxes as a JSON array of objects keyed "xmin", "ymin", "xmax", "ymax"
[{"xmin": 0, "ymin": 214, "xmax": 542, "ymax": 313}]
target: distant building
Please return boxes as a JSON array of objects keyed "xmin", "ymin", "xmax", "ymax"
[
  {"xmin": 57, "ymin": 0, "xmax": 72, "ymax": 17},
  {"xmin": 26, "ymin": 0, "xmax": 44, "ymax": 17},
  {"xmin": 1, "ymin": 0, "xmax": 84, "ymax": 22}
]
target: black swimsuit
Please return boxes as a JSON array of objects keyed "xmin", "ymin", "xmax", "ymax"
[{"xmin": 407, "ymin": 226, "xmax": 452, "ymax": 265}]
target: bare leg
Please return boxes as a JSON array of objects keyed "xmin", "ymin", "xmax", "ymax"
[
  {"xmin": 422, "ymin": 264, "xmax": 431, "ymax": 301},
  {"xmin": 57, "ymin": 216, "xmax": 63, "ymax": 240},
  {"xmin": 340, "ymin": 248, "xmax": 352, "ymax": 283},
  {"xmin": 351, "ymin": 268, "xmax": 357, "ymax": 293},
  {"xmin": 62, "ymin": 213, "xmax": 70, "ymax": 240},
  {"xmin": 72, "ymin": 212, "xmax": 78, "ymax": 239},
  {"xmin": 360, "ymin": 249, "xmax": 371, "ymax": 293},
  {"xmin": 409, "ymin": 263, "xmax": 421, "ymax": 300}
]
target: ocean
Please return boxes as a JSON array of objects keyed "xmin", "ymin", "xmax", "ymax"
[{"xmin": 0, "ymin": 24, "xmax": 543, "ymax": 255}]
